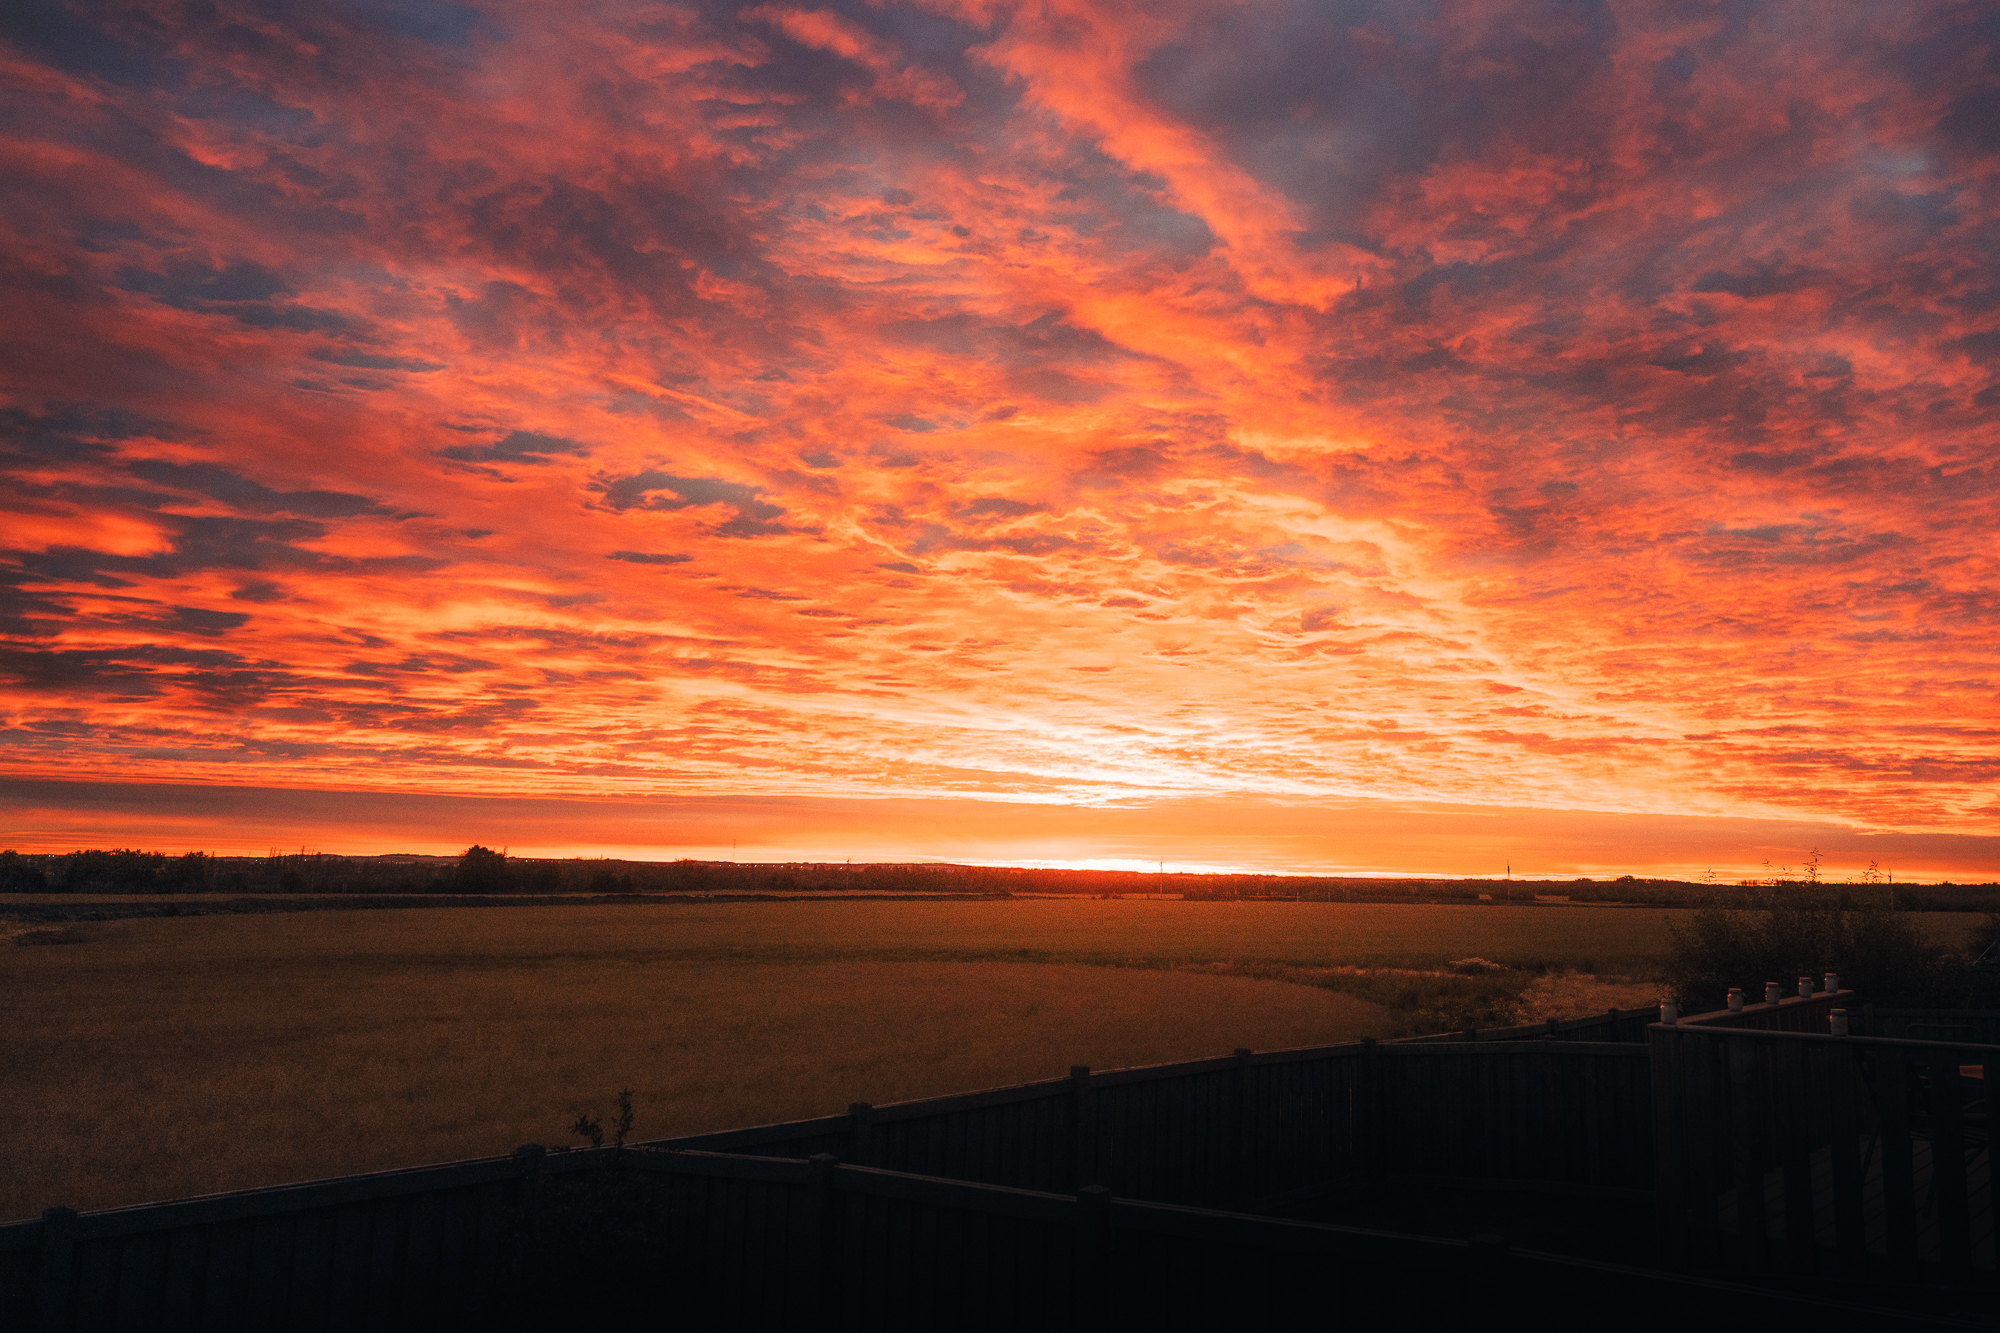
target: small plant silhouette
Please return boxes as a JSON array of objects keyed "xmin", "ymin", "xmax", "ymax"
[{"xmin": 569, "ymin": 1088, "xmax": 636, "ymax": 1151}]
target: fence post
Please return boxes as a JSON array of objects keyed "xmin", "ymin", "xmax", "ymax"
[
  {"xmin": 513, "ymin": 1144, "xmax": 547, "ymax": 1206},
  {"xmin": 34, "ymin": 1206, "xmax": 76, "ymax": 1333},
  {"xmin": 1069, "ymin": 1068, "xmax": 1092, "ymax": 1191},
  {"xmin": 807, "ymin": 1154, "xmax": 841, "ymax": 1331},
  {"xmin": 847, "ymin": 1103, "xmax": 872, "ymax": 1167}
]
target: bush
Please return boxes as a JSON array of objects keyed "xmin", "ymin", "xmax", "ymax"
[
  {"xmin": 456, "ymin": 844, "xmax": 509, "ymax": 893},
  {"xmin": 1662, "ymin": 888, "xmax": 1953, "ymax": 1011}
]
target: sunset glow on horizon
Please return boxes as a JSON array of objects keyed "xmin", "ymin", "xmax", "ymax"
[{"xmin": 3, "ymin": 1, "xmax": 1997, "ymax": 878}]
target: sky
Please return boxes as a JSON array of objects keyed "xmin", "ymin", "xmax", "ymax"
[{"xmin": 1, "ymin": 1, "xmax": 1996, "ymax": 879}]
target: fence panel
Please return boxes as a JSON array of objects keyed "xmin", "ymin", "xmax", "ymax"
[
  {"xmin": 1089, "ymin": 1061, "xmax": 1242, "ymax": 1207},
  {"xmin": 868, "ymin": 1082, "xmax": 1076, "ymax": 1191},
  {"xmin": 643, "ymin": 1037, "xmax": 1649, "ymax": 1210},
  {"xmin": 6, "ymin": 1155, "xmax": 585, "ymax": 1333},
  {"xmin": 1650, "ymin": 1024, "xmax": 1998, "ymax": 1281},
  {"xmin": 1376, "ymin": 1042, "xmax": 1653, "ymax": 1192},
  {"xmin": 17, "ymin": 1121, "xmax": 1980, "ymax": 1329}
]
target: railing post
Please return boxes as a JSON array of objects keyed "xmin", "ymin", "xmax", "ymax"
[
  {"xmin": 34, "ymin": 1206, "xmax": 76, "ymax": 1333},
  {"xmin": 1069, "ymin": 1068, "xmax": 1092, "ymax": 1191},
  {"xmin": 847, "ymin": 1102, "xmax": 872, "ymax": 1166}
]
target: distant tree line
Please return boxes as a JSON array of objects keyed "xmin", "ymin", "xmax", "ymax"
[{"xmin": 2, "ymin": 846, "xmax": 1995, "ymax": 909}]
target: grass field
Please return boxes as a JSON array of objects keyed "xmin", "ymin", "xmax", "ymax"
[{"xmin": 3, "ymin": 900, "xmax": 1981, "ymax": 1221}]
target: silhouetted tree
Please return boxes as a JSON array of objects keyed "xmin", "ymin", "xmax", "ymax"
[
  {"xmin": 457, "ymin": 844, "xmax": 509, "ymax": 893},
  {"xmin": 0, "ymin": 850, "xmax": 47, "ymax": 892}
]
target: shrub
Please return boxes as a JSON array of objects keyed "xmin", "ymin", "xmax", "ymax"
[
  {"xmin": 456, "ymin": 844, "xmax": 509, "ymax": 893},
  {"xmin": 1662, "ymin": 888, "xmax": 1952, "ymax": 1011}
]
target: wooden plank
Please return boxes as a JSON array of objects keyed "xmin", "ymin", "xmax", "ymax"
[
  {"xmin": 1774, "ymin": 1040, "xmax": 1816, "ymax": 1273},
  {"xmin": 1649, "ymin": 1027, "xmax": 1687, "ymax": 1267},
  {"xmin": 1874, "ymin": 1043, "xmax": 1920, "ymax": 1268},
  {"xmin": 70, "ymin": 1236, "xmax": 114, "ymax": 1333},
  {"xmin": 1359, "ymin": 1039, "xmax": 1380, "ymax": 1186},
  {"xmin": 198, "ymin": 1219, "xmax": 254, "ymax": 1331},
  {"xmin": 161, "ymin": 1225, "xmax": 204, "ymax": 1328},
  {"xmin": 1983, "ymin": 1057, "xmax": 1998, "ymax": 1272},
  {"xmin": 996, "ymin": 1098, "xmax": 1022, "ymax": 1189},
  {"xmin": 1691, "ymin": 1036, "xmax": 1726, "ymax": 1268},
  {"xmin": 113, "ymin": 1233, "xmax": 158, "ymax": 1333},
  {"xmin": 1826, "ymin": 1041, "xmax": 1867, "ymax": 1267},
  {"xmin": 1580, "ymin": 1046, "xmax": 1604, "ymax": 1187},
  {"xmin": 396, "ymin": 1190, "xmax": 437, "ymax": 1325},
  {"xmin": 1726, "ymin": 1036, "xmax": 1767, "ymax": 1272},
  {"xmin": 1928, "ymin": 1051, "xmax": 1972, "ymax": 1271}
]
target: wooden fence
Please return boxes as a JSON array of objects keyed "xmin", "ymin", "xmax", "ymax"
[
  {"xmin": 645, "ymin": 1037, "xmax": 1654, "ymax": 1206},
  {"xmin": 18, "ymin": 991, "xmax": 1992, "ymax": 1327},
  {"xmin": 1651, "ymin": 1022, "xmax": 1997, "ymax": 1283},
  {"xmin": 1, "ymin": 1155, "xmax": 525, "ymax": 1333},
  {"xmin": 7, "ymin": 1146, "xmax": 1979, "ymax": 1332}
]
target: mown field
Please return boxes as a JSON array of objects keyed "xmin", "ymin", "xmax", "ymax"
[{"xmin": 3, "ymin": 900, "xmax": 1980, "ymax": 1221}]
